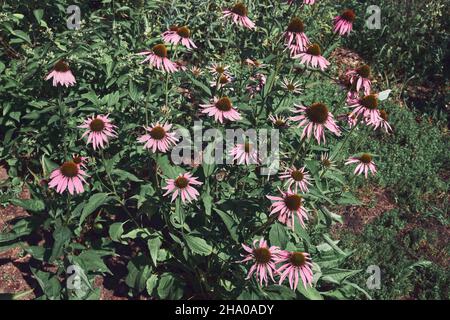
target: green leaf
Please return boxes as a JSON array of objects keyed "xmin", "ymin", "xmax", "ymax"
[
  {"xmin": 202, "ymin": 143, "xmax": 216, "ymax": 177},
  {"xmin": 10, "ymin": 198, "xmax": 44, "ymax": 212},
  {"xmin": 146, "ymin": 274, "xmax": 158, "ymax": 296},
  {"xmin": 49, "ymin": 225, "xmax": 71, "ymax": 262},
  {"xmin": 214, "ymin": 209, "xmax": 239, "ymax": 243},
  {"xmin": 112, "ymin": 169, "xmax": 143, "ymax": 182},
  {"xmin": 147, "ymin": 237, "xmax": 162, "ymax": 266},
  {"xmin": 269, "ymin": 223, "xmax": 288, "ymax": 248},
  {"xmin": 71, "ymin": 250, "xmax": 112, "ymax": 274},
  {"xmin": 184, "ymin": 234, "xmax": 213, "ymax": 256},
  {"xmin": 125, "ymin": 255, "xmax": 152, "ymax": 293},
  {"xmin": 108, "ymin": 222, "xmax": 124, "ymax": 242},
  {"xmin": 79, "ymin": 193, "xmax": 110, "ymax": 226},
  {"xmin": 297, "ymin": 285, "xmax": 324, "ymax": 300}
]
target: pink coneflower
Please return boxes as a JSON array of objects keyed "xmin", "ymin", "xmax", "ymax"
[
  {"xmin": 138, "ymin": 122, "xmax": 178, "ymax": 153},
  {"xmin": 210, "ymin": 73, "xmax": 233, "ymax": 89},
  {"xmin": 269, "ymin": 114, "xmax": 289, "ymax": 128},
  {"xmin": 230, "ymin": 142, "xmax": 259, "ymax": 165},
  {"xmin": 293, "ymin": 44, "xmax": 330, "ymax": 71},
  {"xmin": 279, "ymin": 166, "xmax": 312, "ymax": 193},
  {"xmin": 291, "ymin": 103, "xmax": 341, "ymax": 144},
  {"xmin": 347, "ymin": 112, "xmax": 359, "ymax": 128},
  {"xmin": 284, "ymin": 17, "xmax": 310, "ymax": 55},
  {"xmin": 345, "ymin": 153, "xmax": 377, "ymax": 178},
  {"xmin": 200, "ymin": 96, "xmax": 241, "ymax": 123},
  {"xmin": 346, "ymin": 65, "xmax": 372, "ymax": 95},
  {"xmin": 368, "ymin": 109, "xmax": 392, "ymax": 133},
  {"xmin": 244, "ymin": 58, "xmax": 265, "ymax": 68},
  {"xmin": 266, "ymin": 189, "xmax": 309, "ymax": 229},
  {"xmin": 162, "ymin": 172, "xmax": 202, "ymax": 203},
  {"xmin": 72, "ymin": 154, "xmax": 88, "ymax": 169},
  {"xmin": 137, "ymin": 44, "xmax": 178, "ymax": 73},
  {"xmin": 281, "ymin": 77, "xmax": 302, "ymax": 94},
  {"xmin": 223, "ymin": 3, "xmax": 255, "ymax": 30},
  {"xmin": 48, "ymin": 161, "xmax": 88, "ymax": 194},
  {"xmin": 320, "ymin": 153, "xmax": 335, "ymax": 169},
  {"xmin": 78, "ymin": 114, "xmax": 117, "ymax": 150},
  {"xmin": 45, "ymin": 60, "xmax": 76, "ymax": 87},
  {"xmin": 333, "ymin": 9, "xmax": 356, "ymax": 36},
  {"xmin": 208, "ymin": 63, "xmax": 230, "ymax": 77},
  {"xmin": 240, "ymin": 238, "xmax": 280, "ymax": 286},
  {"xmin": 348, "ymin": 94, "xmax": 382, "ymax": 125},
  {"xmin": 276, "ymin": 251, "xmax": 313, "ymax": 290},
  {"xmin": 190, "ymin": 66, "xmax": 203, "ymax": 77},
  {"xmin": 162, "ymin": 26, "xmax": 197, "ymax": 49}
]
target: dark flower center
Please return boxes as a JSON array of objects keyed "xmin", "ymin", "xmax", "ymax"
[
  {"xmin": 177, "ymin": 26, "xmax": 190, "ymax": 38},
  {"xmin": 289, "ymin": 252, "xmax": 307, "ymax": 267},
  {"xmin": 244, "ymin": 143, "xmax": 252, "ymax": 153},
  {"xmin": 60, "ymin": 161, "xmax": 79, "ymax": 178},
  {"xmin": 379, "ymin": 109, "xmax": 388, "ymax": 121},
  {"xmin": 341, "ymin": 9, "xmax": 356, "ymax": 22},
  {"xmin": 216, "ymin": 97, "xmax": 232, "ymax": 111},
  {"xmin": 287, "ymin": 17, "xmax": 305, "ymax": 33},
  {"xmin": 287, "ymin": 83, "xmax": 295, "ymax": 91},
  {"xmin": 174, "ymin": 176, "xmax": 189, "ymax": 189},
  {"xmin": 359, "ymin": 153, "xmax": 372, "ymax": 164},
  {"xmin": 357, "ymin": 65, "xmax": 371, "ymax": 78},
  {"xmin": 253, "ymin": 247, "xmax": 271, "ymax": 264},
  {"xmin": 306, "ymin": 103, "xmax": 329, "ymax": 124},
  {"xmin": 322, "ymin": 159, "xmax": 331, "ymax": 167},
  {"xmin": 149, "ymin": 126, "xmax": 166, "ymax": 140},
  {"xmin": 219, "ymin": 75, "xmax": 229, "ymax": 84},
  {"xmin": 152, "ymin": 44, "xmax": 167, "ymax": 58},
  {"xmin": 89, "ymin": 118, "xmax": 105, "ymax": 132},
  {"xmin": 284, "ymin": 194, "xmax": 302, "ymax": 211},
  {"xmin": 306, "ymin": 43, "xmax": 321, "ymax": 56},
  {"xmin": 361, "ymin": 94, "xmax": 378, "ymax": 110},
  {"xmin": 231, "ymin": 3, "xmax": 248, "ymax": 16},
  {"xmin": 291, "ymin": 170, "xmax": 304, "ymax": 181},
  {"xmin": 54, "ymin": 60, "xmax": 70, "ymax": 72},
  {"xmin": 169, "ymin": 25, "xmax": 179, "ymax": 31},
  {"xmin": 215, "ymin": 65, "xmax": 225, "ymax": 74},
  {"xmin": 275, "ymin": 119, "xmax": 286, "ymax": 127}
]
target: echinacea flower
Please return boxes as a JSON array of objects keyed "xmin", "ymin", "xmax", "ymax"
[
  {"xmin": 48, "ymin": 161, "xmax": 88, "ymax": 194},
  {"xmin": 244, "ymin": 58, "xmax": 265, "ymax": 68},
  {"xmin": 276, "ymin": 251, "xmax": 313, "ymax": 290},
  {"xmin": 281, "ymin": 77, "xmax": 302, "ymax": 94},
  {"xmin": 279, "ymin": 166, "xmax": 312, "ymax": 193},
  {"xmin": 45, "ymin": 60, "xmax": 76, "ymax": 87},
  {"xmin": 320, "ymin": 153, "xmax": 335, "ymax": 169},
  {"xmin": 162, "ymin": 26, "xmax": 197, "ymax": 49},
  {"xmin": 284, "ymin": 17, "xmax": 310, "ymax": 55},
  {"xmin": 190, "ymin": 66, "xmax": 203, "ymax": 77},
  {"xmin": 162, "ymin": 172, "xmax": 202, "ymax": 203},
  {"xmin": 78, "ymin": 114, "xmax": 117, "ymax": 150},
  {"xmin": 346, "ymin": 65, "xmax": 372, "ymax": 95},
  {"xmin": 200, "ymin": 96, "xmax": 241, "ymax": 123},
  {"xmin": 138, "ymin": 122, "xmax": 179, "ymax": 153},
  {"xmin": 266, "ymin": 189, "xmax": 309, "ymax": 229},
  {"xmin": 348, "ymin": 94, "xmax": 382, "ymax": 125},
  {"xmin": 293, "ymin": 44, "xmax": 330, "ymax": 71},
  {"xmin": 210, "ymin": 73, "xmax": 233, "ymax": 90},
  {"xmin": 72, "ymin": 154, "xmax": 88, "ymax": 169},
  {"xmin": 230, "ymin": 142, "xmax": 259, "ymax": 165},
  {"xmin": 333, "ymin": 9, "xmax": 356, "ymax": 36},
  {"xmin": 240, "ymin": 238, "xmax": 280, "ymax": 286},
  {"xmin": 137, "ymin": 44, "xmax": 178, "ymax": 73},
  {"xmin": 269, "ymin": 114, "xmax": 289, "ymax": 128},
  {"xmin": 208, "ymin": 63, "xmax": 230, "ymax": 77},
  {"xmin": 246, "ymin": 73, "xmax": 266, "ymax": 98},
  {"xmin": 368, "ymin": 109, "xmax": 392, "ymax": 133},
  {"xmin": 291, "ymin": 103, "xmax": 341, "ymax": 144},
  {"xmin": 223, "ymin": 3, "xmax": 255, "ymax": 30},
  {"xmin": 345, "ymin": 153, "xmax": 377, "ymax": 178}
]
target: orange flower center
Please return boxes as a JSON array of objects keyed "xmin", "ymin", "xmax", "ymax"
[
  {"xmin": 54, "ymin": 60, "xmax": 70, "ymax": 72},
  {"xmin": 253, "ymin": 247, "xmax": 271, "ymax": 264},
  {"xmin": 284, "ymin": 194, "xmax": 302, "ymax": 211},
  {"xmin": 89, "ymin": 118, "xmax": 105, "ymax": 132},
  {"xmin": 174, "ymin": 176, "xmax": 189, "ymax": 189},
  {"xmin": 177, "ymin": 26, "xmax": 190, "ymax": 38},
  {"xmin": 361, "ymin": 94, "xmax": 378, "ymax": 110},
  {"xmin": 341, "ymin": 9, "xmax": 356, "ymax": 22},
  {"xmin": 149, "ymin": 126, "xmax": 166, "ymax": 140},
  {"xmin": 73, "ymin": 156, "xmax": 83, "ymax": 164},
  {"xmin": 379, "ymin": 109, "xmax": 388, "ymax": 121},
  {"xmin": 306, "ymin": 103, "xmax": 329, "ymax": 124},
  {"xmin": 359, "ymin": 153, "xmax": 372, "ymax": 164},
  {"xmin": 291, "ymin": 170, "xmax": 304, "ymax": 181},
  {"xmin": 287, "ymin": 17, "xmax": 305, "ymax": 33},
  {"xmin": 244, "ymin": 143, "xmax": 252, "ymax": 153},
  {"xmin": 216, "ymin": 97, "xmax": 232, "ymax": 111},
  {"xmin": 152, "ymin": 44, "xmax": 167, "ymax": 58},
  {"xmin": 289, "ymin": 252, "xmax": 307, "ymax": 267},
  {"xmin": 306, "ymin": 43, "xmax": 321, "ymax": 56},
  {"xmin": 219, "ymin": 75, "xmax": 229, "ymax": 84},
  {"xmin": 357, "ymin": 65, "xmax": 371, "ymax": 78},
  {"xmin": 60, "ymin": 161, "xmax": 79, "ymax": 178},
  {"xmin": 231, "ymin": 3, "xmax": 248, "ymax": 16}
]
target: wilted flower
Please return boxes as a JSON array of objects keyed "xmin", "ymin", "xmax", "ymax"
[
  {"xmin": 208, "ymin": 63, "xmax": 230, "ymax": 77},
  {"xmin": 269, "ymin": 114, "xmax": 289, "ymax": 128},
  {"xmin": 320, "ymin": 153, "xmax": 335, "ymax": 169},
  {"xmin": 246, "ymin": 73, "xmax": 266, "ymax": 97},
  {"xmin": 291, "ymin": 103, "xmax": 341, "ymax": 144},
  {"xmin": 368, "ymin": 109, "xmax": 392, "ymax": 133},
  {"xmin": 333, "ymin": 9, "xmax": 355, "ymax": 36},
  {"xmin": 346, "ymin": 65, "xmax": 372, "ymax": 95},
  {"xmin": 78, "ymin": 114, "xmax": 117, "ymax": 150},
  {"xmin": 138, "ymin": 122, "xmax": 179, "ymax": 153},
  {"xmin": 345, "ymin": 153, "xmax": 377, "ymax": 178},
  {"xmin": 163, "ymin": 172, "xmax": 202, "ymax": 203},
  {"xmin": 190, "ymin": 66, "xmax": 203, "ymax": 77},
  {"xmin": 284, "ymin": 17, "xmax": 310, "ymax": 56},
  {"xmin": 48, "ymin": 161, "xmax": 88, "ymax": 194},
  {"xmin": 200, "ymin": 96, "xmax": 241, "ymax": 123},
  {"xmin": 223, "ymin": 3, "xmax": 255, "ymax": 30},
  {"xmin": 281, "ymin": 77, "xmax": 302, "ymax": 94},
  {"xmin": 276, "ymin": 251, "xmax": 314, "ymax": 290},
  {"xmin": 293, "ymin": 44, "xmax": 330, "ymax": 71},
  {"xmin": 267, "ymin": 189, "xmax": 309, "ymax": 229},
  {"xmin": 137, "ymin": 44, "xmax": 178, "ymax": 73},
  {"xmin": 240, "ymin": 238, "xmax": 280, "ymax": 286},
  {"xmin": 45, "ymin": 60, "xmax": 76, "ymax": 87}
]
